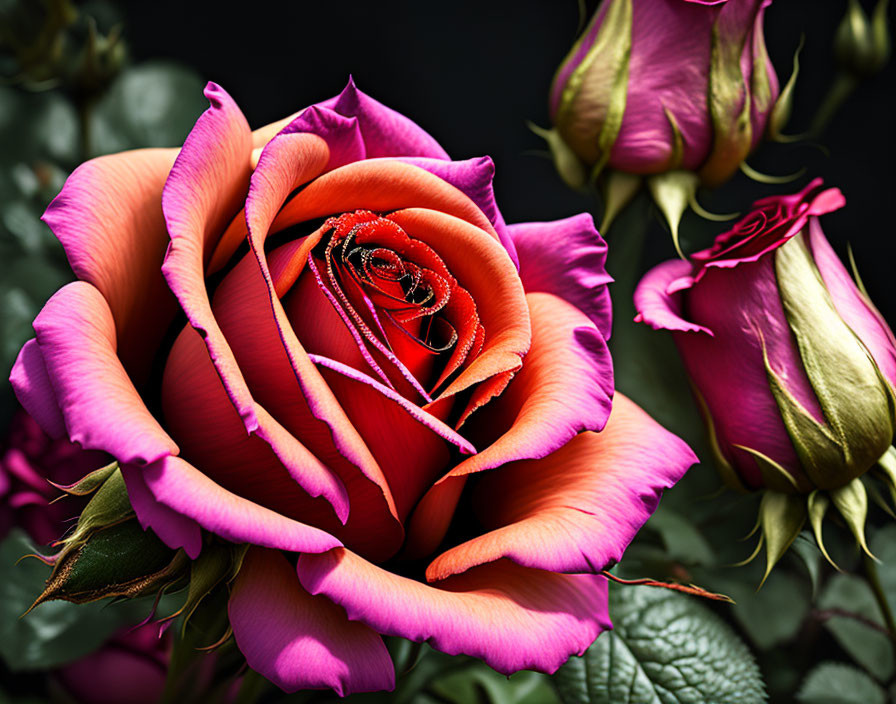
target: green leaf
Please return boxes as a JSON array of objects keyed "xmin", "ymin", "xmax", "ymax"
[
  {"xmin": 869, "ymin": 523, "xmax": 896, "ymax": 606},
  {"xmin": 428, "ymin": 664, "xmax": 560, "ymax": 704},
  {"xmin": 691, "ymin": 566, "xmax": 810, "ymax": 651},
  {"xmin": 89, "ymin": 60, "xmax": 209, "ymax": 155},
  {"xmin": 0, "ymin": 530, "xmax": 152, "ymax": 671},
  {"xmin": 554, "ymin": 584, "xmax": 765, "ymax": 703},
  {"xmin": 796, "ymin": 662, "xmax": 886, "ymax": 704},
  {"xmin": 789, "ymin": 531, "xmax": 823, "ymax": 597},
  {"xmin": 817, "ymin": 573, "xmax": 894, "ymax": 681},
  {"xmin": 0, "ymin": 87, "xmax": 80, "ymax": 166},
  {"xmin": 645, "ymin": 506, "xmax": 715, "ymax": 566}
]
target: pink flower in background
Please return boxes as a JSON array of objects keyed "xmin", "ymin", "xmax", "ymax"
[
  {"xmin": 54, "ymin": 624, "xmax": 170, "ymax": 704},
  {"xmin": 1, "ymin": 409, "xmax": 172, "ymax": 704},
  {"xmin": 0, "ymin": 409, "xmax": 106, "ymax": 545},
  {"xmin": 548, "ymin": 0, "xmax": 781, "ymax": 186},
  {"xmin": 11, "ymin": 79, "xmax": 695, "ymax": 694},
  {"xmin": 634, "ymin": 179, "xmax": 896, "ymax": 493}
]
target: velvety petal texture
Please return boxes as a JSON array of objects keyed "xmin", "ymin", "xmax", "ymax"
[
  {"xmin": 299, "ymin": 549, "xmax": 611, "ymax": 675},
  {"xmin": 11, "ymin": 80, "xmax": 694, "ymax": 696},
  {"xmin": 31, "ymin": 282, "xmax": 178, "ymax": 466},
  {"xmin": 230, "ymin": 548, "xmax": 394, "ymax": 695},
  {"xmin": 41, "ymin": 148, "xmax": 179, "ymax": 381},
  {"xmin": 508, "ymin": 214, "xmax": 612, "ymax": 339},
  {"xmin": 428, "ymin": 394, "xmax": 695, "ymax": 579}
]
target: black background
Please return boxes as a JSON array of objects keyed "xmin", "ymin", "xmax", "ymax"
[{"xmin": 124, "ymin": 0, "xmax": 895, "ymax": 321}]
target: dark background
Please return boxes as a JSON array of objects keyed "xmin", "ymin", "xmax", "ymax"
[{"xmin": 123, "ymin": 0, "xmax": 896, "ymax": 321}]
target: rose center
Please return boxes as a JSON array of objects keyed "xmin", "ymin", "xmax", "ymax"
[{"xmin": 305, "ymin": 210, "xmax": 485, "ymax": 398}]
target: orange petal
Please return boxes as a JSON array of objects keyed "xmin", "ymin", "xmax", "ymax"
[
  {"xmin": 426, "ymin": 394, "xmax": 696, "ymax": 581},
  {"xmin": 444, "ymin": 292, "xmax": 612, "ymax": 480},
  {"xmin": 42, "ymin": 148, "xmax": 178, "ymax": 382},
  {"xmin": 270, "ymin": 159, "xmax": 500, "ymax": 241},
  {"xmin": 299, "ymin": 548, "xmax": 610, "ymax": 676},
  {"xmin": 387, "ymin": 208, "xmax": 530, "ymax": 416}
]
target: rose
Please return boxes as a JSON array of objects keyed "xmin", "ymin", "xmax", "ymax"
[
  {"xmin": 11, "ymin": 79, "xmax": 695, "ymax": 695},
  {"xmin": 545, "ymin": 0, "xmax": 782, "ymax": 189},
  {"xmin": 1, "ymin": 408, "xmax": 107, "ymax": 545},
  {"xmin": 634, "ymin": 179, "xmax": 896, "ymax": 495}
]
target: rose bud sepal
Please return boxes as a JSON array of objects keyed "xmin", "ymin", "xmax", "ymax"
[
  {"xmin": 751, "ymin": 491, "xmax": 806, "ymax": 586},
  {"xmin": 548, "ymin": 0, "xmax": 631, "ymax": 182},
  {"xmin": 768, "ymin": 233, "xmax": 896, "ymax": 491},
  {"xmin": 47, "ymin": 460, "xmax": 120, "ymax": 497},
  {"xmin": 159, "ymin": 541, "xmax": 249, "ymax": 638},
  {"xmin": 876, "ymin": 446, "xmax": 896, "ymax": 511},
  {"xmin": 50, "ymin": 464, "xmax": 136, "ymax": 553},
  {"xmin": 25, "ymin": 466, "xmax": 186, "ymax": 610},
  {"xmin": 27, "ymin": 520, "xmax": 186, "ymax": 611},
  {"xmin": 835, "ymin": 0, "xmax": 890, "ymax": 79}
]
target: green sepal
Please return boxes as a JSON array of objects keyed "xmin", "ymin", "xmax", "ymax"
[
  {"xmin": 164, "ymin": 542, "xmax": 249, "ymax": 636},
  {"xmin": 749, "ymin": 12, "xmax": 774, "ymax": 136},
  {"xmin": 772, "ymin": 232, "xmax": 896, "ymax": 489},
  {"xmin": 759, "ymin": 490, "xmax": 806, "ymax": 587},
  {"xmin": 739, "ymin": 160, "xmax": 807, "ymax": 185},
  {"xmin": 876, "ymin": 446, "xmax": 896, "ymax": 510},
  {"xmin": 862, "ymin": 473, "xmax": 896, "ymax": 519},
  {"xmin": 836, "ymin": 0, "xmax": 890, "ymax": 77},
  {"xmin": 699, "ymin": 9, "xmax": 755, "ymax": 187},
  {"xmin": 846, "ymin": 243, "xmax": 870, "ymax": 299},
  {"xmin": 692, "ymin": 385, "xmax": 749, "ymax": 492},
  {"xmin": 599, "ymin": 169, "xmax": 641, "ymax": 232},
  {"xmin": 552, "ymin": 0, "xmax": 632, "ymax": 175},
  {"xmin": 807, "ymin": 489, "xmax": 840, "ymax": 570},
  {"xmin": 734, "ymin": 444, "xmax": 804, "ymax": 493},
  {"xmin": 829, "ymin": 478, "xmax": 875, "ymax": 560},
  {"xmin": 49, "ymin": 460, "xmax": 119, "ymax": 496},
  {"xmin": 527, "ymin": 123, "xmax": 587, "ymax": 190},
  {"xmin": 27, "ymin": 519, "xmax": 186, "ymax": 611},
  {"xmin": 870, "ymin": 0, "xmax": 891, "ymax": 73},
  {"xmin": 646, "ymin": 170, "xmax": 698, "ymax": 259},
  {"xmin": 661, "ymin": 107, "xmax": 684, "ymax": 171},
  {"xmin": 56, "ymin": 465, "xmax": 134, "ymax": 551},
  {"xmin": 687, "ymin": 192, "xmax": 740, "ymax": 222},
  {"xmin": 768, "ymin": 36, "xmax": 804, "ymax": 141}
]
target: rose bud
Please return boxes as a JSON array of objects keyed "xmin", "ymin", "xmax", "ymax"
[
  {"xmin": 10, "ymin": 79, "xmax": 696, "ymax": 695},
  {"xmin": 835, "ymin": 0, "xmax": 890, "ymax": 79},
  {"xmin": 634, "ymin": 179, "xmax": 896, "ymax": 576},
  {"xmin": 541, "ymin": 0, "xmax": 793, "ymax": 236}
]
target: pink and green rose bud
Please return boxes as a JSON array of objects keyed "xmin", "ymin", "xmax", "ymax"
[
  {"xmin": 542, "ymin": 0, "xmax": 794, "ymax": 236},
  {"xmin": 548, "ymin": 0, "xmax": 780, "ymax": 186},
  {"xmin": 634, "ymin": 179, "xmax": 896, "ymax": 575},
  {"xmin": 835, "ymin": 0, "xmax": 890, "ymax": 79}
]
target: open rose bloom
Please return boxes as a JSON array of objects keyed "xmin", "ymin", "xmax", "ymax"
[{"xmin": 10, "ymin": 80, "xmax": 695, "ymax": 694}]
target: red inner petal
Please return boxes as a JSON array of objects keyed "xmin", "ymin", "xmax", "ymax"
[{"xmin": 300, "ymin": 210, "xmax": 484, "ymax": 398}]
